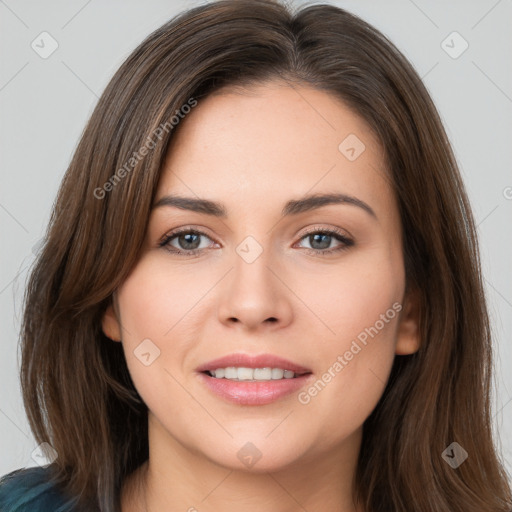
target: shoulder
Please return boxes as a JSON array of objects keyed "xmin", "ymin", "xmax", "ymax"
[{"xmin": 0, "ymin": 464, "xmax": 77, "ymax": 511}]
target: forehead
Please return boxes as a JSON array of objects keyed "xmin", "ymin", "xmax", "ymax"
[{"xmin": 158, "ymin": 81, "xmax": 393, "ymax": 219}]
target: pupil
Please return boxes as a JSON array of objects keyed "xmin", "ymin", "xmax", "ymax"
[
  {"xmin": 310, "ymin": 233, "xmax": 330, "ymax": 250},
  {"xmin": 180, "ymin": 233, "xmax": 200, "ymax": 250}
]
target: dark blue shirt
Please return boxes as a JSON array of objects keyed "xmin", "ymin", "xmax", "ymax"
[{"xmin": 0, "ymin": 465, "xmax": 79, "ymax": 511}]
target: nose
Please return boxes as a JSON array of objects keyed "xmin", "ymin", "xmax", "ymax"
[{"xmin": 216, "ymin": 246, "xmax": 294, "ymax": 332}]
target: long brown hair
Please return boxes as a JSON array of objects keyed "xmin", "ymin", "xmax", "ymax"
[{"xmin": 19, "ymin": 0, "xmax": 511, "ymax": 510}]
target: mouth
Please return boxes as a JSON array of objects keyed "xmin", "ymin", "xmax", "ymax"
[
  {"xmin": 197, "ymin": 370, "xmax": 314, "ymax": 406},
  {"xmin": 195, "ymin": 353, "xmax": 314, "ymax": 405}
]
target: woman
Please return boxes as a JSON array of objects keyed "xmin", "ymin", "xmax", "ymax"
[{"xmin": 1, "ymin": 0, "xmax": 510, "ymax": 510}]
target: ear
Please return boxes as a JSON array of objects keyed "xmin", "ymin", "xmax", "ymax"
[
  {"xmin": 395, "ymin": 286, "xmax": 421, "ymax": 355},
  {"xmin": 101, "ymin": 301, "xmax": 122, "ymax": 342}
]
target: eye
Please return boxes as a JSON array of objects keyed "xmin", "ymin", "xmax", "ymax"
[
  {"xmin": 295, "ymin": 227, "xmax": 354, "ymax": 256},
  {"xmin": 159, "ymin": 227, "xmax": 218, "ymax": 257},
  {"xmin": 159, "ymin": 225, "xmax": 354, "ymax": 257}
]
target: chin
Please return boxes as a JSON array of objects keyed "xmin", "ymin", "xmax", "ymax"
[{"xmin": 203, "ymin": 440, "xmax": 309, "ymax": 474}]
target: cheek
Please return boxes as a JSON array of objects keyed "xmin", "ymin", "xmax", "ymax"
[
  {"xmin": 116, "ymin": 255, "xmax": 211, "ymax": 344},
  {"xmin": 292, "ymin": 248, "xmax": 403, "ymax": 431},
  {"xmin": 113, "ymin": 257, "xmax": 199, "ymax": 404},
  {"xmin": 293, "ymin": 243, "xmax": 404, "ymax": 349}
]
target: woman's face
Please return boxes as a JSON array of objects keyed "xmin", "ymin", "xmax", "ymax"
[{"xmin": 103, "ymin": 80, "xmax": 419, "ymax": 472}]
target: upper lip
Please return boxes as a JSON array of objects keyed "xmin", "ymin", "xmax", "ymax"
[{"xmin": 196, "ymin": 353, "xmax": 312, "ymax": 374}]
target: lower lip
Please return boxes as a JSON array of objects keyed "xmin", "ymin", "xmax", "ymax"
[{"xmin": 197, "ymin": 372, "xmax": 314, "ymax": 405}]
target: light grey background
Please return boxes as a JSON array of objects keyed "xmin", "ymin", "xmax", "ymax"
[{"xmin": 1, "ymin": 0, "xmax": 511, "ymax": 477}]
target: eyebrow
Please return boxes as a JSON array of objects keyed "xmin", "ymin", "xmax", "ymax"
[{"xmin": 152, "ymin": 192, "xmax": 376, "ymax": 219}]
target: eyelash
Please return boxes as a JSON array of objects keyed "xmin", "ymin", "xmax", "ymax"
[{"xmin": 158, "ymin": 225, "xmax": 354, "ymax": 258}]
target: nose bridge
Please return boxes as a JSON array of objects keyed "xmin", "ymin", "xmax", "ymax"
[
  {"xmin": 216, "ymin": 233, "xmax": 293, "ymax": 330},
  {"xmin": 231, "ymin": 234, "xmax": 278, "ymax": 307},
  {"xmin": 233, "ymin": 235, "xmax": 273, "ymax": 296}
]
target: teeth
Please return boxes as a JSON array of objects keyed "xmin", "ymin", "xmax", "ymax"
[
  {"xmin": 225, "ymin": 367, "xmax": 238, "ymax": 379},
  {"xmin": 208, "ymin": 367, "xmax": 299, "ymax": 381},
  {"xmin": 271, "ymin": 368, "xmax": 284, "ymax": 379},
  {"xmin": 254, "ymin": 368, "xmax": 272, "ymax": 380}
]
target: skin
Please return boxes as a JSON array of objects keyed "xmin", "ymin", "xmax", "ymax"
[{"xmin": 102, "ymin": 80, "xmax": 420, "ymax": 512}]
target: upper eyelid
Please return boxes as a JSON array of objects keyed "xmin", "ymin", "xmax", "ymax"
[
  {"xmin": 159, "ymin": 225, "xmax": 216, "ymax": 244},
  {"xmin": 299, "ymin": 225, "xmax": 352, "ymax": 238}
]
